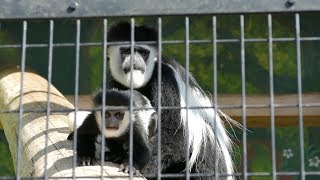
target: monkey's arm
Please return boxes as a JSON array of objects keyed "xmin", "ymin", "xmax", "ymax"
[
  {"xmin": 116, "ymin": 125, "xmax": 151, "ymax": 174},
  {"xmin": 132, "ymin": 123, "xmax": 152, "ymax": 171},
  {"xmin": 133, "ymin": 135, "xmax": 151, "ymax": 170},
  {"xmin": 105, "ymin": 139, "xmax": 126, "ymax": 163},
  {"xmin": 68, "ymin": 112, "xmax": 100, "ymax": 165}
]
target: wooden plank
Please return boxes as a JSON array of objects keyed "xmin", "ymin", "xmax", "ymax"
[
  {"xmin": 217, "ymin": 93, "xmax": 320, "ymax": 127},
  {"xmin": 65, "ymin": 93, "xmax": 320, "ymax": 128},
  {"xmin": 0, "ymin": 67, "xmax": 144, "ymax": 179}
]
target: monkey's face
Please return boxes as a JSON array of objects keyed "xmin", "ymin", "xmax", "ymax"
[
  {"xmin": 108, "ymin": 45, "xmax": 157, "ymax": 88},
  {"xmin": 95, "ymin": 108, "xmax": 130, "ymax": 138},
  {"xmin": 105, "ymin": 110, "xmax": 124, "ymax": 129}
]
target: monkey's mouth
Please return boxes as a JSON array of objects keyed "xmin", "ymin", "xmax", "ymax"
[
  {"xmin": 123, "ymin": 66, "xmax": 145, "ymax": 74},
  {"xmin": 106, "ymin": 124, "xmax": 119, "ymax": 129},
  {"xmin": 106, "ymin": 127, "xmax": 119, "ymax": 131}
]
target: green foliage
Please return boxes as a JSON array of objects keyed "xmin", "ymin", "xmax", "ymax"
[
  {"xmin": 0, "ymin": 30, "xmax": 20, "ymax": 66},
  {"xmin": 250, "ymin": 143, "xmax": 272, "ymax": 180},
  {"xmin": 0, "ymin": 132, "xmax": 14, "ymax": 176}
]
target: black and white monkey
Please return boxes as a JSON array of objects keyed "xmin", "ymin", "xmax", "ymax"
[
  {"xmin": 67, "ymin": 88, "xmax": 157, "ymax": 173},
  {"xmin": 106, "ymin": 22, "xmax": 235, "ymax": 179}
]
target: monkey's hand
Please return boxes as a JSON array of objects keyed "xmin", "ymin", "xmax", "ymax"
[
  {"xmin": 78, "ymin": 156, "xmax": 95, "ymax": 166},
  {"xmin": 76, "ymin": 135, "xmax": 96, "ymax": 166},
  {"xmin": 119, "ymin": 163, "xmax": 141, "ymax": 175}
]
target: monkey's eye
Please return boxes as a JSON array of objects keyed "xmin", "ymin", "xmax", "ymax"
[
  {"xmin": 137, "ymin": 48, "xmax": 150, "ymax": 57},
  {"xmin": 106, "ymin": 112, "xmax": 111, "ymax": 118},
  {"xmin": 115, "ymin": 112, "xmax": 121, "ymax": 117}
]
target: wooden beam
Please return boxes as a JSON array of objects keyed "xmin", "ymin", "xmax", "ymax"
[
  {"xmin": 217, "ymin": 93, "xmax": 320, "ymax": 127},
  {"xmin": 0, "ymin": 67, "xmax": 144, "ymax": 179},
  {"xmin": 65, "ymin": 93, "xmax": 320, "ymax": 128}
]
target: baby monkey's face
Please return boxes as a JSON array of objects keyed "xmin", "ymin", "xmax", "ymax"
[
  {"xmin": 96, "ymin": 108, "xmax": 129, "ymax": 138},
  {"xmin": 105, "ymin": 111, "xmax": 125, "ymax": 129}
]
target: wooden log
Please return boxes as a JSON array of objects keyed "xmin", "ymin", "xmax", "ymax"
[{"xmin": 0, "ymin": 67, "xmax": 144, "ymax": 179}]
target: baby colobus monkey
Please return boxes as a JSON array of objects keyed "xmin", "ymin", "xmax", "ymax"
[
  {"xmin": 106, "ymin": 22, "xmax": 235, "ymax": 179},
  {"xmin": 67, "ymin": 88, "xmax": 157, "ymax": 174}
]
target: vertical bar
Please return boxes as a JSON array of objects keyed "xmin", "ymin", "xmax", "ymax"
[
  {"xmin": 72, "ymin": 19, "xmax": 81, "ymax": 180},
  {"xmin": 129, "ymin": 18, "xmax": 135, "ymax": 179},
  {"xmin": 44, "ymin": 20, "xmax": 54, "ymax": 180},
  {"xmin": 185, "ymin": 16, "xmax": 190, "ymax": 180},
  {"xmin": 268, "ymin": 14, "xmax": 277, "ymax": 180},
  {"xmin": 157, "ymin": 17, "xmax": 163, "ymax": 180},
  {"xmin": 212, "ymin": 16, "xmax": 219, "ymax": 179},
  {"xmin": 240, "ymin": 15, "xmax": 248, "ymax": 180},
  {"xmin": 295, "ymin": 13, "xmax": 305, "ymax": 180},
  {"xmin": 16, "ymin": 20, "xmax": 27, "ymax": 180},
  {"xmin": 100, "ymin": 18, "xmax": 108, "ymax": 179}
]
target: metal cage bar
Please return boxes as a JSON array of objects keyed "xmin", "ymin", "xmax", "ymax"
[
  {"xmin": 2, "ymin": 36, "xmax": 320, "ymax": 50},
  {"xmin": 268, "ymin": 14, "xmax": 277, "ymax": 180},
  {"xmin": 1, "ymin": 101, "xmax": 320, "ymax": 113},
  {"xmin": 129, "ymin": 18, "xmax": 135, "ymax": 179},
  {"xmin": 1, "ymin": 0, "xmax": 320, "ymax": 19},
  {"xmin": 72, "ymin": 19, "xmax": 81, "ymax": 179},
  {"xmin": 100, "ymin": 18, "xmax": 108, "ymax": 179},
  {"xmin": 16, "ymin": 20, "xmax": 27, "ymax": 180},
  {"xmin": 156, "ymin": 17, "xmax": 163, "ymax": 180},
  {"xmin": 184, "ymin": 16, "xmax": 191, "ymax": 180},
  {"xmin": 44, "ymin": 19, "xmax": 54, "ymax": 179},
  {"xmin": 212, "ymin": 15, "xmax": 219, "ymax": 179},
  {"xmin": 295, "ymin": 13, "xmax": 306, "ymax": 180},
  {"xmin": 240, "ymin": 14, "xmax": 248, "ymax": 180}
]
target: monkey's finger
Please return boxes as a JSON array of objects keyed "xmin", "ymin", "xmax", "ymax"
[
  {"xmin": 119, "ymin": 163, "xmax": 130, "ymax": 173},
  {"xmin": 124, "ymin": 165, "xmax": 129, "ymax": 174},
  {"xmin": 81, "ymin": 158, "xmax": 86, "ymax": 166},
  {"xmin": 86, "ymin": 157, "xmax": 91, "ymax": 165},
  {"xmin": 119, "ymin": 164, "xmax": 125, "ymax": 172},
  {"xmin": 134, "ymin": 169, "xmax": 140, "ymax": 175},
  {"xmin": 130, "ymin": 167, "xmax": 139, "ymax": 175}
]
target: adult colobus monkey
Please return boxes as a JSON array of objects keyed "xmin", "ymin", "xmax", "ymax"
[
  {"xmin": 107, "ymin": 22, "xmax": 235, "ymax": 179},
  {"xmin": 68, "ymin": 89, "xmax": 157, "ymax": 174}
]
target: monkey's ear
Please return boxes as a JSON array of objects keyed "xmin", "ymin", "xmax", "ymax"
[{"xmin": 148, "ymin": 112, "xmax": 157, "ymax": 138}]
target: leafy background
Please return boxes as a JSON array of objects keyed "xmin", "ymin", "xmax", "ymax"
[{"xmin": 0, "ymin": 13, "xmax": 320, "ymax": 179}]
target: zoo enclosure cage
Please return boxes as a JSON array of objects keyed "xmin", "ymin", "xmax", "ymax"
[{"xmin": 0, "ymin": 0, "xmax": 320, "ymax": 179}]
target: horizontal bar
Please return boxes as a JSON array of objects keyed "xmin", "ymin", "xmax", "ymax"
[
  {"xmin": 0, "ymin": 102, "xmax": 319, "ymax": 114},
  {"xmin": 1, "ymin": 36, "xmax": 320, "ymax": 49},
  {"xmin": 1, "ymin": 170, "xmax": 319, "ymax": 180},
  {"xmin": 0, "ymin": 0, "xmax": 320, "ymax": 19}
]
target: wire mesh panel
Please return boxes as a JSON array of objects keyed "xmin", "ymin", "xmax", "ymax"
[{"xmin": 0, "ymin": 1, "xmax": 320, "ymax": 180}]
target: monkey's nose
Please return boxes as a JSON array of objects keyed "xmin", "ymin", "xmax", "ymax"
[
  {"xmin": 123, "ymin": 66, "xmax": 131, "ymax": 74},
  {"xmin": 123, "ymin": 64, "xmax": 145, "ymax": 74}
]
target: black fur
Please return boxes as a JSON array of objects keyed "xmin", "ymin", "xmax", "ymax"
[
  {"xmin": 92, "ymin": 88, "xmax": 131, "ymax": 107},
  {"xmin": 107, "ymin": 57, "xmax": 193, "ymax": 173},
  {"xmin": 106, "ymin": 22, "xmax": 232, "ymax": 179},
  {"xmin": 107, "ymin": 21, "xmax": 157, "ymax": 46},
  {"xmin": 68, "ymin": 89, "xmax": 155, "ymax": 171}
]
